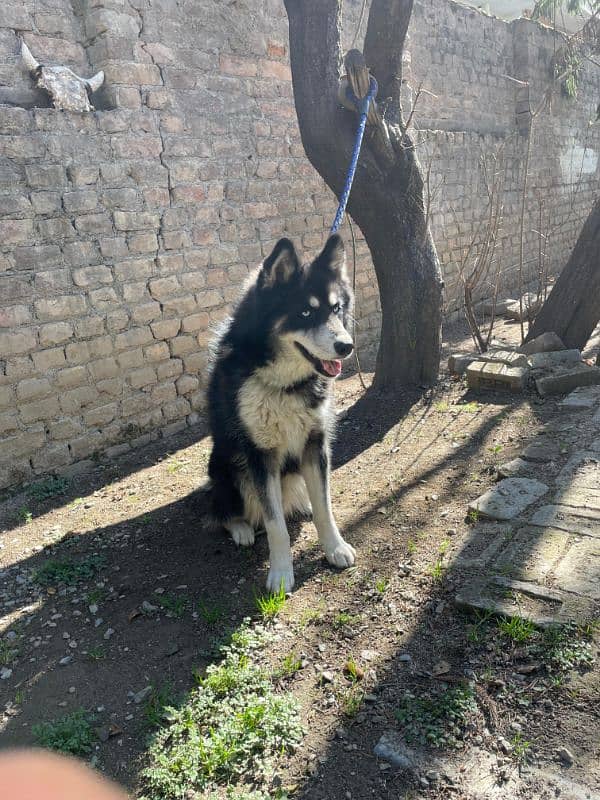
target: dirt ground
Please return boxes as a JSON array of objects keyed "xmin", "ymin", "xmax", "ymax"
[{"xmin": 1, "ymin": 317, "xmax": 599, "ymax": 799}]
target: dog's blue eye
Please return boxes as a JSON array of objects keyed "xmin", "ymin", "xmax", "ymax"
[
  {"xmin": 332, "ymin": 303, "xmax": 340, "ymax": 314},
  {"xmin": 302, "ymin": 309, "xmax": 311, "ymax": 317}
]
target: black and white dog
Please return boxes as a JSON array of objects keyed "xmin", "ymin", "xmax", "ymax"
[{"xmin": 206, "ymin": 235, "xmax": 356, "ymax": 592}]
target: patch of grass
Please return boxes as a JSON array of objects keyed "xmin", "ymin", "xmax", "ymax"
[
  {"xmin": 18, "ymin": 507, "xmax": 33, "ymax": 524},
  {"xmin": 87, "ymin": 646, "xmax": 105, "ymax": 662},
  {"xmin": 297, "ymin": 602, "xmax": 325, "ymax": 629},
  {"xmin": 340, "ymin": 686, "xmax": 364, "ymax": 718},
  {"xmin": 157, "ymin": 593, "xmax": 188, "ymax": 618},
  {"xmin": 488, "ymin": 444, "xmax": 503, "ymax": 455},
  {"xmin": 14, "ymin": 689, "xmax": 25, "ymax": 705},
  {"xmin": 197, "ymin": 599, "xmax": 225, "ymax": 627},
  {"xmin": 429, "ymin": 558, "xmax": 446, "ymax": 583},
  {"xmin": 85, "ymin": 587, "xmax": 105, "ymax": 606},
  {"xmin": 0, "ymin": 640, "xmax": 19, "ymax": 666},
  {"xmin": 467, "ymin": 508, "xmax": 480, "ymax": 524},
  {"xmin": 275, "ymin": 652, "xmax": 302, "ymax": 680},
  {"xmin": 533, "ymin": 623, "xmax": 595, "ymax": 673},
  {"xmin": 374, "ymin": 577, "xmax": 389, "ymax": 595},
  {"xmin": 33, "ymin": 555, "xmax": 107, "ymax": 587},
  {"xmin": 395, "ymin": 685, "xmax": 478, "ymax": 748},
  {"xmin": 498, "ymin": 616, "xmax": 536, "ymax": 644},
  {"xmin": 27, "ymin": 476, "xmax": 69, "ymax": 501},
  {"xmin": 407, "ymin": 538, "xmax": 417, "ymax": 556},
  {"xmin": 32, "ymin": 709, "xmax": 96, "ymax": 756},
  {"xmin": 255, "ymin": 584, "xmax": 286, "ymax": 620},
  {"xmin": 333, "ymin": 611, "xmax": 361, "ymax": 630},
  {"xmin": 434, "ymin": 401, "xmax": 450, "ymax": 413},
  {"xmin": 165, "ymin": 459, "xmax": 184, "ymax": 474},
  {"xmin": 141, "ymin": 623, "xmax": 303, "ymax": 797},
  {"xmin": 144, "ymin": 683, "xmax": 179, "ymax": 729},
  {"xmin": 459, "ymin": 402, "xmax": 480, "ymax": 413},
  {"xmin": 466, "ymin": 609, "xmax": 494, "ymax": 644},
  {"xmin": 343, "ymin": 655, "xmax": 363, "ymax": 683}
]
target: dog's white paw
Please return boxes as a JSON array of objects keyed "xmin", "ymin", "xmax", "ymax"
[
  {"xmin": 266, "ymin": 563, "xmax": 295, "ymax": 594},
  {"xmin": 325, "ymin": 540, "xmax": 356, "ymax": 569},
  {"xmin": 228, "ymin": 520, "xmax": 255, "ymax": 547}
]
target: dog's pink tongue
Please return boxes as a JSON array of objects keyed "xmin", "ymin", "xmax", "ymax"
[{"xmin": 321, "ymin": 359, "xmax": 343, "ymax": 377}]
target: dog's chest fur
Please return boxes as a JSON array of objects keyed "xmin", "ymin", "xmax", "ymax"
[{"xmin": 238, "ymin": 373, "xmax": 329, "ymax": 458}]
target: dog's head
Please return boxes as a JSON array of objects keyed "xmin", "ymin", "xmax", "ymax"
[{"xmin": 257, "ymin": 235, "xmax": 354, "ymax": 378}]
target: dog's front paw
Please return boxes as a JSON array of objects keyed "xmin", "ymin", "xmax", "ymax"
[
  {"xmin": 228, "ymin": 520, "xmax": 255, "ymax": 547},
  {"xmin": 325, "ymin": 540, "xmax": 356, "ymax": 569},
  {"xmin": 266, "ymin": 562, "xmax": 295, "ymax": 594}
]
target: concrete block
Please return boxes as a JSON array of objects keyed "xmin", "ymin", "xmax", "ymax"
[
  {"xmin": 466, "ymin": 361, "xmax": 529, "ymax": 392},
  {"xmin": 520, "ymin": 332, "xmax": 566, "ymax": 355},
  {"xmin": 469, "ymin": 477, "xmax": 548, "ymax": 521},
  {"xmin": 527, "ymin": 349, "xmax": 581, "ymax": 370},
  {"xmin": 536, "ymin": 365, "xmax": 600, "ymax": 397}
]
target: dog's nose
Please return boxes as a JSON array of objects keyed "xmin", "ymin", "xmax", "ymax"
[{"xmin": 334, "ymin": 340, "xmax": 354, "ymax": 357}]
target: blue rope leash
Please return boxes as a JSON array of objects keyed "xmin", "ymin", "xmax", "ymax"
[{"xmin": 330, "ymin": 75, "xmax": 378, "ymax": 234}]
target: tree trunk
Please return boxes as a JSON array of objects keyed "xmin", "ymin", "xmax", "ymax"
[
  {"xmin": 283, "ymin": 0, "xmax": 444, "ymax": 390},
  {"xmin": 526, "ymin": 197, "xmax": 600, "ymax": 350}
]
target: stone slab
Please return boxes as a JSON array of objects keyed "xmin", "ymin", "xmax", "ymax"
[
  {"xmin": 519, "ymin": 331, "xmax": 566, "ymax": 355},
  {"xmin": 494, "ymin": 526, "xmax": 569, "ymax": 582},
  {"xmin": 455, "ymin": 575, "xmax": 596, "ymax": 626},
  {"xmin": 554, "ymin": 485, "xmax": 600, "ymax": 511},
  {"xmin": 527, "ymin": 349, "xmax": 581, "ymax": 370},
  {"xmin": 497, "ymin": 457, "xmax": 537, "ymax": 478},
  {"xmin": 530, "ymin": 504, "xmax": 600, "ymax": 538},
  {"xmin": 559, "ymin": 385, "xmax": 600, "ymax": 409},
  {"xmin": 536, "ymin": 365, "xmax": 600, "ymax": 396},
  {"xmin": 520, "ymin": 437, "xmax": 561, "ymax": 463},
  {"xmin": 447, "ymin": 352, "xmax": 478, "ymax": 375},
  {"xmin": 469, "ymin": 477, "xmax": 548, "ymax": 520},
  {"xmin": 553, "ymin": 536, "xmax": 600, "ymax": 599},
  {"xmin": 466, "ymin": 361, "xmax": 529, "ymax": 392},
  {"xmin": 556, "ymin": 452, "xmax": 600, "ymax": 489},
  {"xmin": 449, "ymin": 349, "xmax": 527, "ymax": 376}
]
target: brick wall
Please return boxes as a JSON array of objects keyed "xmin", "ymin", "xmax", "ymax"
[{"xmin": 0, "ymin": 0, "xmax": 598, "ymax": 490}]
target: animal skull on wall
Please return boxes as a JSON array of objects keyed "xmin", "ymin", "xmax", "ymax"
[{"xmin": 21, "ymin": 41, "xmax": 104, "ymax": 112}]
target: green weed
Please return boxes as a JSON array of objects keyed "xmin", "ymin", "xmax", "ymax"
[
  {"xmin": 197, "ymin": 599, "xmax": 225, "ymax": 627},
  {"xmin": 157, "ymin": 593, "xmax": 188, "ymax": 618},
  {"xmin": 87, "ymin": 646, "xmax": 105, "ymax": 662},
  {"xmin": 18, "ymin": 507, "xmax": 33, "ymax": 524},
  {"xmin": 0, "ymin": 639, "xmax": 19, "ymax": 666},
  {"xmin": 144, "ymin": 683, "xmax": 178, "ymax": 729},
  {"xmin": 32, "ymin": 709, "xmax": 96, "ymax": 756},
  {"xmin": 255, "ymin": 584, "xmax": 286, "ymax": 620},
  {"xmin": 395, "ymin": 685, "xmax": 478, "ymax": 748},
  {"xmin": 141, "ymin": 623, "xmax": 302, "ymax": 797},
  {"xmin": 341, "ymin": 686, "xmax": 364, "ymax": 718},
  {"xmin": 498, "ymin": 616, "xmax": 536, "ymax": 644},
  {"xmin": 33, "ymin": 555, "xmax": 107, "ymax": 587},
  {"xmin": 375, "ymin": 577, "xmax": 389, "ymax": 595},
  {"xmin": 27, "ymin": 477, "xmax": 69, "ymax": 501},
  {"xmin": 511, "ymin": 732, "xmax": 532, "ymax": 764},
  {"xmin": 275, "ymin": 652, "xmax": 302, "ymax": 680}
]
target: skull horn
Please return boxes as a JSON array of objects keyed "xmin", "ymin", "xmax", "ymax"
[
  {"xmin": 21, "ymin": 40, "xmax": 40, "ymax": 72},
  {"xmin": 86, "ymin": 70, "xmax": 105, "ymax": 93}
]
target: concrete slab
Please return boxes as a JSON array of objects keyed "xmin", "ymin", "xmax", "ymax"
[
  {"xmin": 455, "ymin": 575, "xmax": 596, "ymax": 626},
  {"xmin": 556, "ymin": 452, "xmax": 600, "ymax": 489},
  {"xmin": 528, "ymin": 349, "xmax": 581, "ymax": 370},
  {"xmin": 494, "ymin": 527, "xmax": 569, "ymax": 582},
  {"xmin": 519, "ymin": 331, "xmax": 565, "ymax": 355},
  {"xmin": 469, "ymin": 478, "xmax": 548, "ymax": 520},
  {"xmin": 536, "ymin": 365, "xmax": 600, "ymax": 396},
  {"xmin": 521, "ymin": 437, "xmax": 561, "ymax": 463},
  {"xmin": 497, "ymin": 457, "xmax": 537, "ymax": 478},
  {"xmin": 530, "ymin": 504, "xmax": 600, "ymax": 538},
  {"xmin": 560, "ymin": 385, "xmax": 600, "ymax": 409},
  {"xmin": 553, "ymin": 536, "xmax": 600, "ymax": 599}
]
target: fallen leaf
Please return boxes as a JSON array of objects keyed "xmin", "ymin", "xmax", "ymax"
[
  {"xmin": 432, "ymin": 659, "xmax": 451, "ymax": 676},
  {"xmin": 128, "ymin": 608, "xmax": 141, "ymax": 623}
]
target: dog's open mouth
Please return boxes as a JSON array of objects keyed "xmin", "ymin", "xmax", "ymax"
[{"xmin": 294, "ymin": 342, "xmax": 343, "ymax": 378}]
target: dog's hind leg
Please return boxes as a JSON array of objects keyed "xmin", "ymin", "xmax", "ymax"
[
  {"xmin": 224, "ymin": 518, "xmax": 255, "ymax": 547},
  {"xmin": 301, "ymin": 433, "xmax": 356, "ymax": 569}
]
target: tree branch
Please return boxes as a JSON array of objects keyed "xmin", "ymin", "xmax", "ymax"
[{"xmin": 364, "ymin": 0, "xmax": 413, "ymax": 110}]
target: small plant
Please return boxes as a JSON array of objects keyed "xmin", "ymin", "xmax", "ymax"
[
  {"xmin": 396, "ymin": 685, "xmax": 478, "ymax": 748},
  {"xmin": 467, "ymin": 609, "xmax": 494, "ymax": 644},
  {"xmin": 157, "ymin": 593, "xmax": 188, "ymax": 618},
  {"xmin": 374, "ymin": 577, "xmax": 389, "ymax": 595},
  {"xmin": 340, "ymin": 686, "xmax": 364, "ymax": 718},
  {"xmin": 407, "ymin": 538, "xmax": 417, "ymax": 556},
  {"xmin": 429, "ymin": 558, "xmax": 446, "ymax": 583},
  {"xmin": 467, "ymin": 508, "xmax": 480, "ymax": 524},
  {"xmin": 18, "ymin": 507, "xmax": 33, "ymax": 524},
  {"xmin": 534, "ymin": 623, "xmax": 595, "ymax": 673},
  {"xmin": 144, "ymin": 683, "xmax": 178, "ymax": 729},
  {"xmin": 27, "ymin": 477, "xmax": 69, "ymax": 501},
  {"xmin": 0, "ymin": 640, "xmax": 19, "ymax": 666},
  {"xmin": 197, "ymin": 599, "xmax": 225, "ymax": 627},
  {"xmin": 87, "ymin": 646, "xmax": 105, "ymax": 662},
  {"xmin": 33, "ymin": 555, "xmax": 106, "ymax": 587},
  {"xmin": 141, "ymin": 623, "xmax": 303, "ymax": 797},
  {"xmin": 255, "ymin": 584, "xmax": 286, "ymax": 620},
  {"xmin": 14, "ymin": 689, "xmax": 25, "ymax": 705},
  {"xmin": 297, "ymin": 602, "xmax": 325, "ymax": 629},
  {"xmin": 32, "ymin": 709, "xmax": 96, "ymax": 756},
  {"xmin": 275, "ymin": 652, "xmax": 302, "ymax": 680},
  {"xmin": 343, "ymin": 655, "xmax": 364, "ymax": 683},
  {"xmin": 85, "ymin": 587, "xmax": 105, "ymax": 606},
  {"xmin": 498, "ymin": 616, "xmax": 536, "ymax": 644},
  {"xmin": 488, "ymin": 444, "xmax": 503, "ymax": 455},
  {"xmin": 333, "ymin": 611, "xmax": 361, "ymax": 630},
  {"xmin": 511, "ymin": 732, "xmax": 532, "ymax": 764},
  {"xmin": 165, "ymin": 459, "xmax": 184, "ymax": 474},
  {"xmin": 434, "ymin": 401, "xmax": 450, "ymax": 413}
]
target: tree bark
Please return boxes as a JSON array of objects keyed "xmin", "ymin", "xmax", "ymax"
[
  {"xmin": 283, "ymin": 0, "xmax": 444, "ymax": 390},
  {"xmin": 525, "ymin": 197, "xmax": 600, "ymax": 350}
]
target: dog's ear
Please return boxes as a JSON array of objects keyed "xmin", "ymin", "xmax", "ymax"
[
  {"xmin": 316, "ymin": 234, "xmax": 347, "ymax": 281},
  {"xmin": 260, "ymin": 238, "xmax": 301, "ymax": 287}
]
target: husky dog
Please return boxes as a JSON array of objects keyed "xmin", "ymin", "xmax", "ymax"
[{"xmin": 206, "ymin": 234, "xmax": 356, "ymax": 592}]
